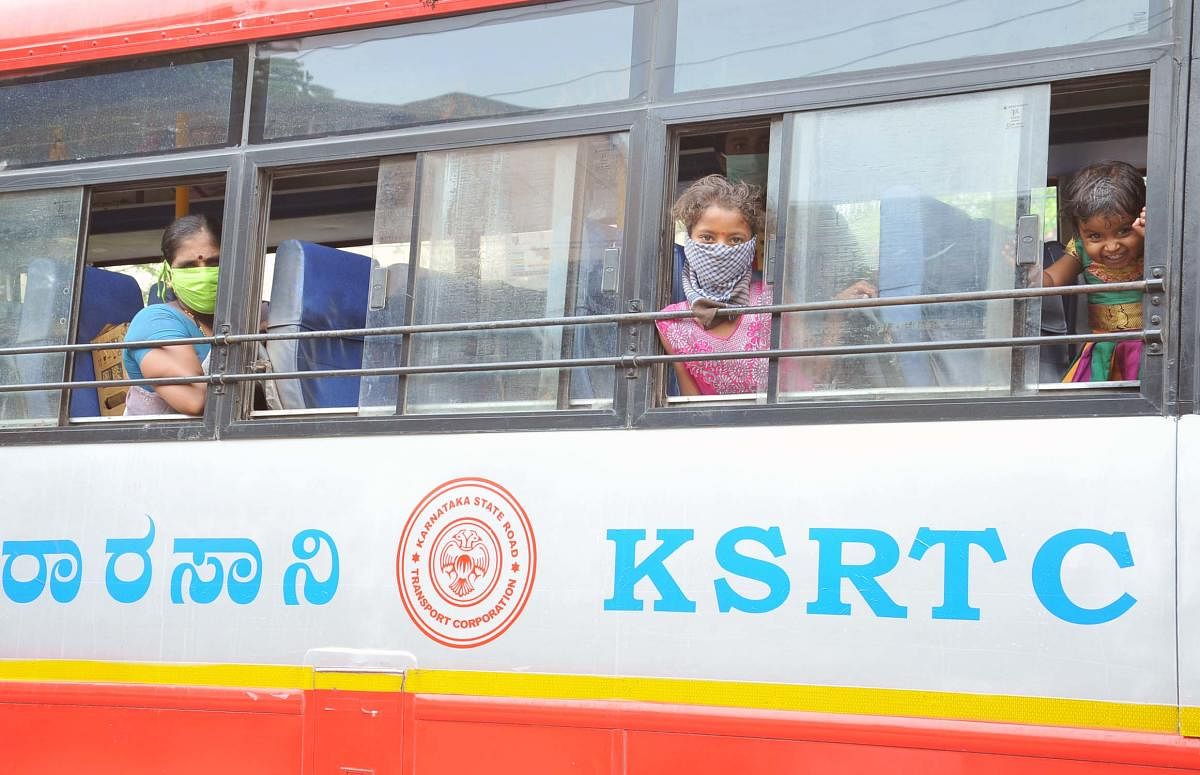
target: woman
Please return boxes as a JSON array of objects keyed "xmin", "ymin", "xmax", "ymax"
[{"xmin": 122, "ymin": 214, "xmax": 220, "ymax": 416}]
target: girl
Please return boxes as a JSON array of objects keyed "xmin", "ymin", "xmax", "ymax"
[
  {"xmin": 1043, "ymin": 161, "xmax": 1147, "ymax": 382},
  {"xmin": 122, "ymin": 214, "xmax": 221, "ymax": 415},
  {"xmin": 656, "ymin": 174, "xmax": 872, "ymax": 396}
]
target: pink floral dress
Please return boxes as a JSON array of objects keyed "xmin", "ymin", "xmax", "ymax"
[{"xmin": 656, "ymin": 281, "xmax": 772, "ymax": 395}]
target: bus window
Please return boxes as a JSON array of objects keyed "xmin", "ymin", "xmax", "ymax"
[
  {"xmin": 255, "ymin": 162, "xmax": 382, "ymax": 416},
  {"xmin": 0, "ymin": 188, "xmax": 84, "ymax": 427},
  {"xmin": 71, "ymin": 177, "xmax": 227, "ymax": 421},
  {"xmin": 658, "ymin": 82, "xmax": 1153, "ymax": 407},
  {"xmin": 253, "ymin": 134, "xmax": 627, "ymax": 418},
  {"xmin": 671, "ymin": 0, "xmax": 1168, "ymax": 94},
  {"xmin": 251, "ymin": 3, "xmax": 637, "ymax": 143},
  {"xmin": 403, "ymin": 134, "xmax": 627, "ymax": 415},
  {"xmin": 0, "ymin": 49, "xmax": 244, "ymax": 171},
  {"xmin": 778, "ymin": 86, "xmax": 1052, "ymax": 401}
]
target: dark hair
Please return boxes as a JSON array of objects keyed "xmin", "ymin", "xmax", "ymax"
[
  {"xmin": 1060, "ymin": 161, "xmax": 1145, "ymax": 226},
  {"xmin": 672, "ymin": 174, "xmax": 764, "ymax": 236},
  {"xmin": 161, "ymin": 214, "xmax": 221, "ymax": 263}
]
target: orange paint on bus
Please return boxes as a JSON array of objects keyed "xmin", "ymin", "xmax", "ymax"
[{"xmin": 3, "ymin": 680, "xmax": 1200, "ymax": 773}]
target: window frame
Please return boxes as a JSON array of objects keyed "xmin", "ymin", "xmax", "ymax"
[
  {"xmin": 0, "ymin": 150, "xmax": 242, "ymax": 445},
  {"xmin": 216, "ymin": 110, "xmax": 648, "ymax": 440},
  {"xmin": 0, "ymin": 0, "xmax": 1188, "ymax": 444},
  {"xmin": 629, "ymin": 49, "xmax": 1181, "ymax": 430}
]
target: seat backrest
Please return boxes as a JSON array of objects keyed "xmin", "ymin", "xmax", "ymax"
[
  {"xmin": 266, "ymin": 240, "xmax": 371, "ymax": 409},
  {"xmin": 567, "ymin": 221, "xmax": 621, "ymax": 404},
  {"xmin": 69, "ymin": 266, "xmax": 145, "ymax": 418},
  {"xmin": 878, "ymin": 188, "xmax": 991, "ymax": 388},
  {"xmin": 671, "ymin": 243, "xmax": 686, "ymax": 304},
  {"xmin": 147, "ymin": 281, "xmax": 174, "ymax": 305}
]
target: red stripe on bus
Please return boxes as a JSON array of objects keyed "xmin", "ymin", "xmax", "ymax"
[{"xmin": 0, "ymin": 0, "xmax": 543, "ymax": 75}]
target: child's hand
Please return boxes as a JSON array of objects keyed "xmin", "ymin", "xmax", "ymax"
[{"xmin": 1133, "ymin": 207, "xmax": 1146, "ymax": 238}]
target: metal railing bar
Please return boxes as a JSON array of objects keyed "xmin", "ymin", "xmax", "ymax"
[
  {"xmin": 0, "ymin": 278, "xmax": 1163, "ymax": 358},
  {"xmin": 0, "ymin": 329, "xmax": 1157, "ymax": 394}
]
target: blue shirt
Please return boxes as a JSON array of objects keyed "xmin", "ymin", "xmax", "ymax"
[{"xmin": 122, "ymin": 304, "xmax": 210, "ymax": 381}]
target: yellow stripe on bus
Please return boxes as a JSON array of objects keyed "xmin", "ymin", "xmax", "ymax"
[
  {"xmin": 403, "ymin": 670, "xmax": 1178, "ymax": 735},
  {"xmin": 1181, "ymin": 706, "xmax": 1200, "ymax": 737},
  {"xmin": 312, "ymin": 671, "xmax": 405, "ymax": 692},
  {"xmin": 0, "ymin": 659, "xmax": 1184, "ymax": 735},
  {"xmin": 0, "ymin": 659, "xmax": 311, "ymax": 690}
]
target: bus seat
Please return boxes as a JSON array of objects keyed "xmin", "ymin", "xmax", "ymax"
[
  {"xmin": 878, "ymin": 187, "xmax": 936, "ymax": 386},
  {"xmin": 1039, "ymin": 240, "xmax": 1077, "ymax": 382},
  {"xmin": 878, "ymin": 188, "xmax": 990, "ymax": 388},
  {"xmin": 147, "ymin": 281, "xmax": 174, "ymax": 305},
  {"xmin": 659, "ymin": 243, "xmax": 689, "ymax": 397},
  {"xmin": 672, "ymin": 242, "xmax": 686, "ymax": 304},
  {"xmin": 69, "ymin": 267, "xmax": 144, "ymax": 418},
  {"xmin": 266, "ymin": 240, "xmax": 370, "ymax": 409},
  {"xmin": 567, "ymin": 221, "xmax": 621, "ymax": 404}
]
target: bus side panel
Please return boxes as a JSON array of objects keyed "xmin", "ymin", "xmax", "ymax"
[
  {"xmin": 0, "ymin": 681, "xmax": 305, "ymax": 775},
  {"xmin": 627, "ymin": 732, "xmax": 1200, "ymax": 774},
  {"xmin": 409, "ymin": 695, "xmax": 1200, "ymax": 774},
  {"xmin": 1178, "ymin": 415, "xmax": 1200, "ymax": 733},
  {"xmin": 311, "ymin": 688, "xmax": 405, "ymax": 774}
]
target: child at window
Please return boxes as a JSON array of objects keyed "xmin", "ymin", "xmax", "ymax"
[
  {"xmin": 656, "ymin": 175, "xmax": 770, "ymax": 396},
  {"xmin": 656, "ymin": 174, "xmax": 874, "ymax": 396},
  {"xmin": 1043, "ymin": 161, "xmax": 1147, "ymax": 382}
]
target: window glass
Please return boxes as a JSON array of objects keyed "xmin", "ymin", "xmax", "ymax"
[
  {"xmin": 359, "ymin": 156, "xmax": 419, "ymax": 416},
  {"xmin": 252, "ymin": 4, "xmax": 638, "ymax": 142},
  {"xmin": 403, "ymin": 134, "xmax": 628, "ymax": 414},
  {"xmin": 0, "ymin": 188, "xmax": 83, "ymax": 426},
  {"xmin": 0, "ymin": 53, "xmax": 241, "ymax": 170},
  {"xmin": 673, "ymin": 0, "xmax": 1169, "ymax": 93},
  {"xmin": 780, "ymin": 86, "xmax": 1049, "ymax": 401}
]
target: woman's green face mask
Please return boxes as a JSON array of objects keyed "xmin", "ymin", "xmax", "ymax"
[{"xmin": 160, "ymin": 261, "xmax": 219, "ymax": 314}]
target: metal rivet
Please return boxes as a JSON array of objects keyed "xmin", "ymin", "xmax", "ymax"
[
  {"xmin": 1151, "ymin": 315, "xmax": 1162, "ymax": 325},
  {"xmin": 1152, "ymin": 267, "xmax": 1164, "ymax": 278},
  {"xmin": 1151, "ymin": 296, "xmax": 1162, "ymax": 306}
]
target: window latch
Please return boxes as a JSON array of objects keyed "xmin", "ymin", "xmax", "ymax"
[{"xmin": 1015, "ymin": 214, "xmax": 1040, "ymax": 266}]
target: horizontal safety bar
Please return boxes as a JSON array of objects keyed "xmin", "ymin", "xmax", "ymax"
[
  {"xmin": 0, "ymin": 329, "xmax": 1159, "ymax": 394},
  {"xmin": 0, "ymin": 278, "xmax": 1164, "ymax": 358}
]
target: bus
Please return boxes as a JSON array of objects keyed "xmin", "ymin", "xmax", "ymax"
[{"xmin": 0, "ymin": 0, "xmax": 1198, "ymax": 772}]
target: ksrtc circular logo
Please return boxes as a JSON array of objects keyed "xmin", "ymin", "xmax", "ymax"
[{"xmin": 397, "ymin": 478, "xmax": 536, "ymax": 648}]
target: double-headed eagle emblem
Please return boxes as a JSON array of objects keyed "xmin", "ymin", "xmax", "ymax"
[{"xmin": 439, "ymin": 528, "xmax": 490, "ymax": 597}]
